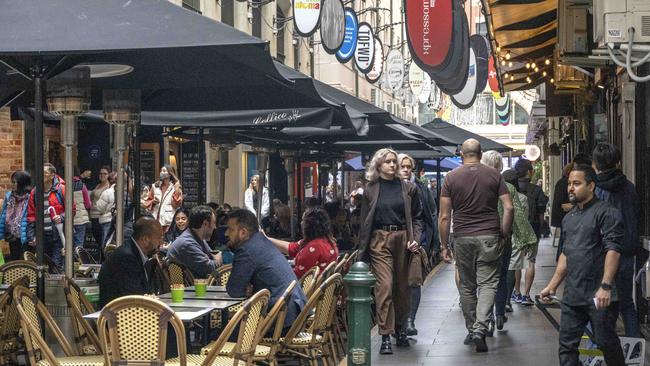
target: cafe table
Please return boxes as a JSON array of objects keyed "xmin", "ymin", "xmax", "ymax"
[
  {"xmin": 158, "ymin": 292, "xmax": 244, "ymax": 301},
  {"xmin": 185, "ymin": 285, "xmax": 227, "ymax": 293}
]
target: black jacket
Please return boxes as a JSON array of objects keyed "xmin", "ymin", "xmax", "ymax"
[
  {"xmin": 98, "ymin": 238, "xmax": 152, "ymax": 308},
  {"xmin": 551, "ymin": 175, "xmax": 569, "ymax": 227},
  {"xmin": 414, "ymin": 178, "xmax": 439, "ymax": 253}
]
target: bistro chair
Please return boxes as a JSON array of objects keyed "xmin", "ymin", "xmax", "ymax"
[
  {"xmin": 209, "ymin": 264, "xmax": 232, "ymax": 286},
  {"xmin": 268, "ymin": 273, "xmax": 343, "ymax": 366},
  {"xmin": 103, "ymin": 243, "xmax": 117, "ymax": 258},
  {"xmin": 333, "ymin": 253, "xmax": 349, "ymax": 275},
  {"xmin": 0, "ymin": 260, "xmax": 37, "ymax": 292},
  {"xmin": 97, "ymin": 295, "xmax": 186, "ymax": 366},
  {"xmin": 315, "ymin": 261, "xmax": 337, "ymax": 288},
  {"xmin": 23, "ymin": 251, "xmax": 37, "ymax": 263},
  {"xmin": 169, "ymin": 289, "xmax": 270, "ymax": 366},
  {"xmin": 13, "ymin": 285, "xmax": 105, "ymax": 366},
  {"xmin": 63, "ymin": 276, "xmax": 102, "ymax": 356},
  {"xmin": 149, "ymin": 252, "xmax": 171, "ymax": 294},
  {"xmin": 75, "ymin": 246, "xmax": 98, "ymax": 265},
  {"xmin": 0, "ymin": 276, "xmax": 30, "ymax": 365},
  {"xmin": 164, "ymin": 258, "xmax": 195, "ymax": 287},
  {"xmin": 202, "ymin": 281, "xmax": 297, "ymax": 366},
  {"xmin": 299, "ymin": 266, "xmax": 320, "ymax": 298}
]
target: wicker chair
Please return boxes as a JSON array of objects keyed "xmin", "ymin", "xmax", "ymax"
[
  {"xmin": 103, "ymin": 243, "xmax": 117, "ymax": 257},
  {"xmin": 201, "ymin": 281, "xmax": 297, "ymax": 366},
  {"xmin": 97, "ymin": 295, "xmax": 186, "ymax": 366},
  {"xmin": 23, "ymin": 251, "xmax": 37, "ymax": 262},
  {"xmin": 314, "ymin": 261, "xmax": 336, "ymax": 288},
  {"xmin": 298, "ymin": 266, "xmax": 320, "ymax": 298},
  {"xmin": 209, "ymin": 264, "xmax": 232, "ymax": 286},
  {"xmin": 63, "ymin": 277, "xmax": 102, "ymax": 356},
  {"xmin": 74, "ymin": 246, "xmax": 98, "ymax": 265},
  {"xmin": 164, "ymin": 258, "xmax": 195, "ymax": 287},
  {"xmin": 149, "ymin": 253, "xmax": 171, "ymax": 294},
  {"xmin": 0, "ymin": 276, "xmax": 30, "ymax": 365},
  {"xmin": 0, "ymin": 260, "xmax": 37, "ymax": 292},
  {"xmin": 169, "ymin": 289, "xmax": 270, "ymax": 366},
  {"xmin": 333, "ymin": 253, "xmax": 349, "ymax": 275},
  {"xmin": 13, "ymin": 286, "xmax": 105, "ymax": 366}
]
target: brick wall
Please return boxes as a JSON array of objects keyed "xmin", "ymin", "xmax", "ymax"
[{"xmin": 0, "ymin": 107, "xmax": 24, "ymax": 195}]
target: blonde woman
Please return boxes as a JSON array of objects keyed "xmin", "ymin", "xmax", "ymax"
[{"xmin": 357, "ymin": 148, "xmax": 423, "ymax": 355}]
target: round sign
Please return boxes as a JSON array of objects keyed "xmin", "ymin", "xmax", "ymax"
[
  {"xmin": 524, "ymin": 145, "xmax": 541, "ymax": 161},
  {"xmin": 320, "ymin": 0, "xmax": 346, "ymax": 54},
  {"xmin": 408, "ymin": 63, "xmax": 425, "ymax": 96},
  {"xmin": 405, "ymin": 0, "xmax": 453, "ymax": 72},
  {"xmin": 418, "ymin": 73, "xmax": 432, "ymax": 103},
  {"xmin": 88, "ymin": 145, "xmax": 101, "ymax": 160},
  {"xmin": 498, "ymin": 112, "xmax": 510, "ymax": 125},
  {"xmin": 488, "ymin": 55, "xmax": 500, "ymax": 93},
  {"xmin": 293, "ymin": 0, "xmax": 322, "ymax": 37},
  {"xmin": 451, "ymin": 46, "xmax": 478, "ymax": 109},
  {"xmin": 336, "ymin": 9, "xmax": 358, "ymax": 63},
  {"xmin": 365, "ymin": 38, "xmax": 384, "ymax": 83},
  {"xmin": 354, "ymin": 23, "xmax": 375, "ymax": 74},
  {"xmin": 385, "ymin": 49, "xmax": 405, "ymax": 91},
  {"xmin": 471, "ymin": 35, "xmax": 489, "ymax": 95}
]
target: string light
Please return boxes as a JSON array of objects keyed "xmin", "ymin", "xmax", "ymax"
[
  {"xmin": 505, "ymin": 51, "xmax": 511, "ymax": 60},
  {"xmin": 545, "ymin": 59, "xmax": 551, "ymax": 65},
  {"xmin": 542, "ymin": 71, "xmax": 547, "ymax": 77},
  {"xmin": 510, "ymin": 75, "xmax": 514, "ymax": 81},
  {"xmin": 526, "ymin": 63, "xmax": 531, "ymax": 69},
  {"xmin": 531, "ymin": 62, "xmax": 537, "ymax": 69},
  {"xmin": 501, "ymin": 59, "xmax": 506, "ymax": 66},
  {"xmin": 508, "ymin": 61, "xmax": 513, "ymax": 67},
  {"xmin": 504, "ymin": 73, "xmax": 509, "ymax": 78},
  {"xmin": 496, "ymin": 46, "xmax": 501, "ymax": 52},
  {"xmin": 550, "ymin": 78, "xmax": 555, "ymax": 83},
  {"xmin": 526, "ymin": 76, "xmax": 532, "ymax": 83},
  {"xmin": 534, "ymin": 66, "xmax": 539, "ymax": 72}
]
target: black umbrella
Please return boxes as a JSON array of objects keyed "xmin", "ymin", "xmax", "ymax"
[{"xmin": 421, "ymin": 119, "xmax": 512, "ymax": 152}]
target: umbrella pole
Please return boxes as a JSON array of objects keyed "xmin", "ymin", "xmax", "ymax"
[
  {"xmin": 436, "ymin": 158, "xmax": 441, "ymax": 201},
  {"xmin": 115, "ymin": 124, "xmax": 127, "ymax": 246},
  {"xmin": 133, "ymin": 120, "xmax": 141, "ymax": 219},
  {"xmin": 257, "ymin": 153, "xmax": 269, "ymax": 223},
  {"xmin": 340, "ymin": 164, "xmax": 346, "ymax": 210},
  {"xmin": 61, "ymin": 116, "xmax": 75, "ymax": 277},
  {"xmin": 198, "ymin": 129, "xmax": 205, "ymax": 205},
  {"xmin": 32, "ymin": 71, "xmax": 46, "ymax": 302}
]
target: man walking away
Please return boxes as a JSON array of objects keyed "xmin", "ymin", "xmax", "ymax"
[
  {"xmin": 439, "ymin": 139, "xmax": 514, "ymax": 353},
  {"xmin": 540, "ymin": 164, "xmax": 625, "ymax": 366},
  {"xmin": 593, "ymin": 143, "xmax": 640, "ymax": 337}
]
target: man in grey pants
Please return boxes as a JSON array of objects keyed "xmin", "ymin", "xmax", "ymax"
[{"xmin": 439, "ymin": 139, "xmax": 514, "ymax": 353}]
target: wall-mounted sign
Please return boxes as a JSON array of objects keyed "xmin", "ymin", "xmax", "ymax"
[
  {"xmin": 451, "ymin": 47, "xmax": 478, "ymax": 109},
  {"xmin": 418, "ymin": 73, "xmax": 432, "ymax": 104},
  {"xmin": 293, "ymin": 0, "xmax": 322, "ymax": 37},
  {"xmin": 365, "ymin": 38, "xmax": 384, "ymax": 83},
  {"xmin": 354, "ymin": 22, "xmax": 375, "ymax": 74},
  {"xmin": 488, "ymin": 55, "xmax": 500, "ymax": 94},
  {"xmin": 385, "ymin": 49, "xmax": 405, "ymax": 91},
  {"xmin": 471, "ymin": 35, "xmax": 490, "ymax": 95},
  {"xmin": 405, "ymin": 0, "xmax": 453, "ymax": 72},
  {"xmin": 408, "ymin": 62, "xmax": 425, "ymax": 97},
  {"xmin": 336, "ymin": 8, "xmax": 358, "ymax": 63},
  {"xmin": 320, "ymin": 0, "xmax": 345, "ymax": 54}
]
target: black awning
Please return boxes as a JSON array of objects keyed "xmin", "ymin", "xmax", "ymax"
[{"xmin": 421, "ymin": 119, "xmax": 512, "ymax": 152}]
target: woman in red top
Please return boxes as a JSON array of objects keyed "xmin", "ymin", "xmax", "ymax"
[{"xmin": 265, "ymin": 207, "xmax": 339, "ymax": 279}]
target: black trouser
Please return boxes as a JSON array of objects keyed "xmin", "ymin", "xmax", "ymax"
[
  {"xmin": 559, "ymin": 302, "xmax": 625, "ymax": 366},
  {"xmin": 409, "ymin": 286, "xmax": 421, "ymax": 322},
  {"xmin": 7, "ymin": 236, "xmax": 23, "ymax": 261}
]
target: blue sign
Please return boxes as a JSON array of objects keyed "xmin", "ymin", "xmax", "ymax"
[
  {"xmin": 88, "ymin": 145, "xmax": 101, "ymax": 160},
  {"xmin": 336, "ymin": 8, "xmax": 358, "ymax": 63}
]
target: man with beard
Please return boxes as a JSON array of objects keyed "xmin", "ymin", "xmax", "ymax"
[
  {"xmin": 593, "ymin": 143, "xmax": 640, "ymax": 337},
  {"xmin": 540, "ymin": 164, "xmax": 625, "ymax": 366}
]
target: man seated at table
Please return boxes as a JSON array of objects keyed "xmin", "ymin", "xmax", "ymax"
[
  {"xmin": 98, "ymin": 216, "xmax": 163, "ymax": 307},
  {"xmin": 226, "ymin": 209, "xmax": 307, "ymax": 331},
  {"xmin": 167, "ymin": 205, "xmax": 223, "ymax": 279}
]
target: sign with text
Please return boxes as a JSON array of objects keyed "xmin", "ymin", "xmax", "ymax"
[
  {"xmin": 336, "ymin": 8, "xmax": 358, "ymax": 63},
  {"xmin": 354, "ymin": 22, "xmax": 375, "ymax": 74},
  {"xmin": 386, "ymin": 49, "xmax": 405, "ymax": 91},
  {"xmin": 320, "ymin": 0, "xmax": 345, "ymax": 54},
  {"xmin": 293, "ymin": 0, "xmax": 322, "ymax": 36},
  {"xmin": 365, "ymin": 38, "xmax": 384, "ymax": 83},
  {"xmin": 405, "ymin": 0, "xmax": 453, "ymax": 72}
]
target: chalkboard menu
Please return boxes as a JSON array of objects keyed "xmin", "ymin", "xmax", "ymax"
[
  {"xmin": 181, "ymin": 142, "xmax": 204, "ymax": 207},
  {"xmin": 140, "ymin": 149, "xmax": 157, "ymax": 187}
]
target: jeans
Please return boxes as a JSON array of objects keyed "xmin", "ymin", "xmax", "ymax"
[
  {"xmin": 100, "ymin": 222, "xmax": 112, "ymax": 246},
  {"xmin": 559, "ymin": 302, "xmax": 625, "ymax": 366},
  {"xmin": 44, "ymin": 229, "xmax": 64, "ymax": 272},
  {"xmin": 494, "ymin": 238, "xmax": 513, "ymax": 316},
  {"xmin": 73, "ymin": 224, "xmax": 87, "ymax": 249},
  {"xmin": 454, "ymin": 235, "xmax": 503, "ymax": 335},
  {"xmin": 616, "ymin": 255, "xmax": 639, "ymax": 337}
]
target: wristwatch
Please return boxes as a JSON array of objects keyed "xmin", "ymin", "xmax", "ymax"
[{"xmin": 600, "ymin": 282, "xmax": 612, "ymax": 291}]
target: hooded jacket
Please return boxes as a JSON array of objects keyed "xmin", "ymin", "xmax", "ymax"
[{"xmin": 595, "ymin": 169, "xmax": 639, "ymax": 256}]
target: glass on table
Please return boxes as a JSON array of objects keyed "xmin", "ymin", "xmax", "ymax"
[
  {"xmin": 194, "ymin": 279, "xmax": 208, "ymax": 297},
  {"xmin": 170, "ymin": 284, "xmax": 185, "ymax": 303}
]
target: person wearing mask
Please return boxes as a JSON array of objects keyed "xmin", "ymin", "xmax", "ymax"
[
  {"xmin": 540, "ymin": 164, "xmax": 625, "ymax": 366},
  {"xmin": 439, "ymin": 140, "xmax": 513, "ymax": 353},
  {"xmin": 164, "ymin": 207, "xmax": 190, "ymax": 245},
  {"xmin": 89, "ymin": 166, "xmax": 111, "ymax": 247},
  {"xmin": 244, "ymin": 174, "xmax": 270, "ymax": 220},
  {"xmin": 513, "ymin": 158, "xmax": 548, "ymax": 306},
  {"xmin": 264, "ymin": 207, "xmax": 339, "ymax": 279},
  {"xmin": 398, "ymin": 153, "xmax": 438, "ymax": 337},
  {"xmin": 72, "ymin": 168, "xmax": 92, "ymax": 250},
  {"xmin": 0, "ymin": 171, "xmax": 32, "ymax": 261},
  {"xmin": 226, "ymin": 209, "xmax": 307, "ymax": 333},
  {"xmin": 358, "ymin": 148, "xmax": 423, "ymax": 354},
  {"xmin": 592, "ymin": 143, "xmax": 640, "ymax": 337},
  {"xmin": 27, "ymin": 163, "xmax": 69, "ymax": 271},
  {"xmin": 98, "ymin": 216, "xmax": 163, "ymax": 307},
  {"xmin": 166, "ymin": 205, "xmax": 222, "ymax": 279},
  {"xmin": 96, "ymin": 172, "xmax": 117, "ymax": 246},
  {"xmin": 145, "ymin": 165, "xmax": 182, "ymax": 231}
]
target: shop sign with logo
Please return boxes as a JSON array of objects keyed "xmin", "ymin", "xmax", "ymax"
[{"xmin": 354, "ymin": 22, "xmax": 375, "ymax": 74}]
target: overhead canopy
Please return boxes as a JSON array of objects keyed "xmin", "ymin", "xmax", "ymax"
[
  {"xmin": 421, "ymin": 118, "xmax": 512, "ymax": 152},
  {"xmin": 482, "ymin": 0, "xmax": 556, "ymax": 92}
]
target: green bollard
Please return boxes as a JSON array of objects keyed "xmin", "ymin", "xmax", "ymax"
[{"xmin": 344, "ymin": 261, "xmax": 376, "ymax": 366}]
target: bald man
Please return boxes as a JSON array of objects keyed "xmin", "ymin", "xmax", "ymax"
[{"xmin": 439, "ymin": 139, "xmax": 514, "ymax": 352}]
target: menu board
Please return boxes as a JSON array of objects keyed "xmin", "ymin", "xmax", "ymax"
[
  {"xmin": 140, "ymin": 149, "xmax": 157, "ymax": 187},
  {"xmin": 181, "ymin": 142, "xmax": 204, "ymax": 207}
]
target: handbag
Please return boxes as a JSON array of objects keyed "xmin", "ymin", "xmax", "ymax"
[{"xmin": 408, "ymin": 247, "xmax": 432, "ymax": 287}]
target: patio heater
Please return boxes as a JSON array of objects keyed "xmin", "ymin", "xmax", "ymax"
[
  {"xmin": 252, "ymin": 147, "xmax": 273, "ymax": 222},
  {"xmin": 280, "ymin": 150, "xmax": 296, "ymax": 239},
  {"xmin": 103, "ymin": 90, "xmax": 141, "ymax": 246},
  {"xmin": 46, "ymin": 66, "xmax": 90, "ymax": 278}
]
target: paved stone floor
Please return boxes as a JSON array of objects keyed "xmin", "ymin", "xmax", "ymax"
[{"xmin": 366, "ymin": 238, "xmax": 648, "ymax": 366}]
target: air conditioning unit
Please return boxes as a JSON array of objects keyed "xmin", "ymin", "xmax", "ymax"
[
  {"xmin": 558, "ymin": 0, "xmax": 590, "ymax": 55},
  {"xmin": 594, "ymin": 0, "xmax": 650, "ymax": 45}
]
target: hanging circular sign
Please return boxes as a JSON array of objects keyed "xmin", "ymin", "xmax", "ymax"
[
  {"xmin": 354, "ymin": 22, "xmax": 375, "ymax": 74},
  {"xmin": 408, "ymin": 63, "xmax": 425, "ymax": 96},
  {"xmin": 405, "ymin": 0, "xmax": 453, "ymax": 72},
  {"xmin": 451, "ymin": 46, "xmax": 478, "ymax": 109},
  {"xmin": 336, "ymin": 8, "xmax": 358, "ymax": 63},
  {"xmin": 385, "ymin": 49, "xmax": 405, "ymax": 91},
  {"xmin": 293, "ymin": 0, "xmax": 322, "ymax": 37},
  {"xmin": 365, "ymin": 38, "xmax": 384, "ymax": 83},
  {"xmin": 320, "ymin": 0, "xmax": 346, "ymax": 54},
  {"xmin": 418, "ymin": 73, "xmax": 432, "ymax": 104},
  {"xmin": 471, "ymin": 35, "xmax": 489, "ymax": 95},
  {"xmin": 488, "ymin": 55, "xmax": 500, "ymax": 93}
]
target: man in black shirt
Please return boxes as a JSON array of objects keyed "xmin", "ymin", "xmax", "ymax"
[{"xmin": 540, "ymin": 164, "xmax": 625, "ymax": 366}]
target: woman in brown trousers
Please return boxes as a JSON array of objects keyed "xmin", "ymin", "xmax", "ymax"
[{"xmin": 358, "ymin": 148, "xmax": 423, "ymax": 355}]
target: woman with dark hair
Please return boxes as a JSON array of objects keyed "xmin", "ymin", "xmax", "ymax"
[
  {"xmin": 144, "ymin": 164, "xmax": 182, "ymax": 231},
  {"xmin": 90, "ymin": 166, "xmax": 111, "ymax": 247},
  {"xmin": 164, "ymin": 207, "xmax": 190, "ymax": 245},
  {"xmin": 0, "ymin": 170, "xmax": 32, "ymax": 260},
  {"xmin": 267, "ymin": 201, "xmax": 293, "ymax": 239},
  {"xmin": 264, "ymin": 207, "xmax": 339, "ymax": 279}
]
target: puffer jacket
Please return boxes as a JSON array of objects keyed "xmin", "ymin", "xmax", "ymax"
[
  {"xmin": 72, "ymin": 177, "xmax": 91, "ymax": 225},
  {"xmin": 0, "ymin": 191, "xmax": 30, "ymax": 244},
  {"xmin": 96, "ymin": 185, "xmax": 115, "ymax": 224}
]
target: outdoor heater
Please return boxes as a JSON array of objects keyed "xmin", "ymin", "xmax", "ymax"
[
  {"xmin": 280, "ymin": 149, "xmax": 297, "ymax": 239},
  {"xmin": 103, "ymin": 90, "xmax": 141, "ymax": 246},
  {"xmin": 46, "ymin": 66, "xmax": 91, "ymax": 278}
]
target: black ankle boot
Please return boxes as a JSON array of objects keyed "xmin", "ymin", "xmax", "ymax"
[
  {"xmin": 380, "ymin": 335, "xmax": 393, "ymax": 354},
  {"xmin": 405, "ymin": 318, "xmax": 418, "ymax": 336},
  {"xmin": 395, "ymin": 331, "xmax": 410, "ymax": 347}
]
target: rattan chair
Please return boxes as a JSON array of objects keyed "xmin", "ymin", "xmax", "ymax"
[
  {"xmin": 298, "ymin": 266, "xmax": 320, "ymax": 298},
  {"xmin": 0, "ymin": 260, "xmax": 37, "ymax": 291},
  {"xmin": 333, "ymin": 253, "xmax": 349, "ymax": 275},
  {"xmin": 314, "ymin": 261, "xmax": 336, "ymax": 288},
  {"xmin": 170, "ymin": 289, "xmax": 270, "ymax": 366},
  {"xmin": 0, "ymin": 276, "xmax": 29, "ymax": 365},
  {"xmin": 63, "ymin": 276, "xmax": 102, "ymax": 356},
  {"xmin": 209, "ymin": 264, "xmax": 232, "ymax": 286},
  {"xmin": 13, "ymin": 285, "xmax": 105, "ymax": 366},
  {"xmin": 268, "ymin": 274, "xmax": 343, "ymax": 366},
  {"xmin": 97, "ymin": 295, "xmax": 186, "ymax": 366},
  {"xmin": 103, "ymin": 243, "xmax": 117, "ymax": 257},
  {"xmin": 74, "ymin": 246, "xmax": 98, "ymax": 265},
  {"xmin": 23, "ymin": 251, "xmax": 37, "ymax": 262},
  {"xmin": 164, "ymin": 258, "xmax": 195, "ymax": 287},
  {"xmin": 149, "ymin": 253, "xmax": 171, "ymax": 294}
]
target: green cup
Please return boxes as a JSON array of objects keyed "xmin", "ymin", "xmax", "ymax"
[
  {"xmin": 170, "ymin": 287, "xmax": 184, "ymax": 303},
  {"xmin": 194, "ymin": 281, "xmax": 207, "ymax": 298}
]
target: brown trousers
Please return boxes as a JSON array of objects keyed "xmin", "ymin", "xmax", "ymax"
[{"xmin": 369, "ymin": 229, "xmax": 411, "ymax": 335}]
